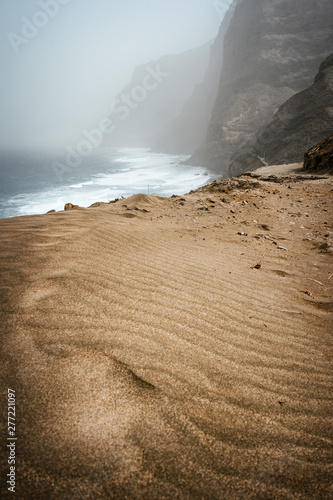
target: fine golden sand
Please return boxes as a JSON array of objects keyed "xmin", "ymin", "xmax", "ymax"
[{"xmin": 0, "ymin": 165, "xmax": 332, "ymax": 499}]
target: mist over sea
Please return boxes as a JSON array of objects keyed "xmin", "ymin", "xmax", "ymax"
[{"xmin": 0, "ymin": 148, "xmax": 209, "ymax": 219}]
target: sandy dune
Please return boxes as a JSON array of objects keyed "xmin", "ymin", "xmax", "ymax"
[{"xmin": 0, "ymin": 165, "xmax": 332, "ymax": 499}]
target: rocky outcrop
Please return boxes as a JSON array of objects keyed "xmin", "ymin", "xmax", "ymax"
[
  {"xmin": 303, "ymin": 134, "xmax": 333, "ymax": 173},
  {"xmin": 189, "ymin": 0, "xmax": 333, "ymax": 177},
  {"xmin": 105, "ymin": 43, "xmax": 211, "ymax": 148},
  {"xmin": 229, "ymin": 53, "xmax": 333, "ymax": 175},
  {"xmin": 64, "ymin": 203, "xmax": 79, "ymax": 210},
  {"xmin": 151, "ymin": 1, "xmax": 236, "ymax": 154}
]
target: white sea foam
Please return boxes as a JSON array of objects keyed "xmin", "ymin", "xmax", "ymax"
[{"xmin": 0, "ymin": 149, "xmax": 208, "ymax": 218}]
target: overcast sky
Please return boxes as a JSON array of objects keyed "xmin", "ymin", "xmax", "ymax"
[{"xmin": 0, "ymin": 0, "xmax": 231, "ymax": 150}]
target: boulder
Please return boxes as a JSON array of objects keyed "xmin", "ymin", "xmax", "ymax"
[
  {"xmin": 303, "ymin": 135, "xmax": 333, "ymax": 173},
  {"xmin": 64, "ymin": 203, "xmax": 79, "ymax": 211}
]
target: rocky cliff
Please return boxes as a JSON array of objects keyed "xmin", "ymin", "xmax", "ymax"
[
  {"xmin": 303, "ymin": 133, "xmax": 333, "ymax": 173},
  {"xmin": 151, "ymin": 1, "xmax": 236, "ymax": 154},
  {"xmin": 105, "ymin": 43, "xmax": 211, "ymax": 148},
  {"xmin": 189, "ymin": 0, "xmax": 333, "ymax": 177},
  {"xmin": 229, "ymin": 53, "xmax": 333, "ymax": 175}
]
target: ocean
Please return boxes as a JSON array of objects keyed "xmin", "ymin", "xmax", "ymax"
[{"xmin": 0, "ymin": 148, "xmax": 209, "ymax": 219}]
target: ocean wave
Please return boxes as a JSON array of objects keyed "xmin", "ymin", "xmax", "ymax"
[{"xmin": 0, "ymin": 149, "xmax": 207, "ymax": 218}]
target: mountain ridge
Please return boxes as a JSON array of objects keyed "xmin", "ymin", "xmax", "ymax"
[
  {"xmin": 151, "ymin": 1, "xmax": 236, "ymax": 154},
  {"xmin": 104, "ymin": 42, "xmax": 211, "ymax": 148},
  {"xmin": 229, "ymin": 53, "xmax": 333, "ymax": 175},
  {"xmin": 188, "ymin": 0, "xmax": 333, "ymax": 177}
]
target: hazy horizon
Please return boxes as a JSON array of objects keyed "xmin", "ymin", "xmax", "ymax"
[{"xmin": 0, "ymin": 0, "xmax": 232, "ymax": 151}]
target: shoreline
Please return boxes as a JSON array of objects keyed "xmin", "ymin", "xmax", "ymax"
[
  {"xmin": 0, "ymin": 149, "xmax": 208, "ymax": 220},
  {"xmin": 0, "ymin": 163, "xmax": 332, "ymax": 498}
]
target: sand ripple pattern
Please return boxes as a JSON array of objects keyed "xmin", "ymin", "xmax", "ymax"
[{"xmin": 0, "ymin": 190, "xmax": 332, "ymax": 499}]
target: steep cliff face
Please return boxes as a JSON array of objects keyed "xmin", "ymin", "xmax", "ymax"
[
  {"xmin": 151, "ymin": 1, "xmax": 236, "ymax": 154},
  {"xmin": 189, "ymin": 0, "xmax": 333, "ymax": 177},
  {"xmin": 104, "ymin": 43, "xmax": 211, "ymax": 148},
  {"xmin": 229, "ymin": 53, "xmax": 333, "ymax": 175}
]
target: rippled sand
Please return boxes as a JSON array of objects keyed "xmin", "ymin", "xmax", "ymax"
[{"xmin": 0, "ymin": 165, "xmax": 332, "ymax": 499}]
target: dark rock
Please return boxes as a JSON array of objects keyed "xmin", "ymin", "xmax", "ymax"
[
  {"xmin": 319, "ymin": 242, "xmax": 331, "ymax": 250},
  {"xmin": 188, "ymin": 0, "xmax": 333, "ymax": 177},
  {"xmin": 230, "ymin": 54, "xmax": 333, "ymax": 175},
  {"xmin": 303, "ymin": 134, "xmax": 333, "ymax": 174},
  {"xmin": 151, "ymin": 1, "xmax": 236, "ymax": 154},
  {"xmin": 47, "ymin": 210, "xmax": 56, "ymax": 214}
]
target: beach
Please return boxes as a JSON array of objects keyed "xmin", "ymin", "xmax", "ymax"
[
  {"xmin": 0, "ymin": 163, "xmax": 332, "ymax": 499},
  {"xmin": 0, "ymin": 148, "xmax": 207, "ymax": 220}
]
